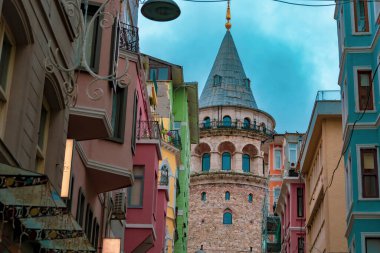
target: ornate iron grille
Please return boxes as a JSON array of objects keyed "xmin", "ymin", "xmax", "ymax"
[{"xmin": 119, "ymin": 22, "xmax": 139, "ymax": 53}]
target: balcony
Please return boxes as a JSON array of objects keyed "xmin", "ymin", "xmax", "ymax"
[
  {"xmin": 200, "ymin": 121, "xmax": 275, "ymax": 136},
  {"xmin": 315, "ymin": 90, "xmax": 340, "ymax": 101},
  {"xmin": 119, "ymin": 22, "xmax": 139, "ymax": 53},
  {"xmin": 137, "ymin": 121, "xmax": 161, "ymax": 141},
  {"xmin": 161, "ymin": 130, "xmax": 182, "ymax": 149}
]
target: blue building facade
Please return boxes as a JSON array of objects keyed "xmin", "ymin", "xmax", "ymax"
[{"xmin": 335, "ymin": 1, "xmax": 380, "ymax": 252}]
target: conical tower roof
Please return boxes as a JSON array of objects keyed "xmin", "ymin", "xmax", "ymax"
[{"xmin": 199, "ymin": 31, "xmax": 258, "ymax": 109}]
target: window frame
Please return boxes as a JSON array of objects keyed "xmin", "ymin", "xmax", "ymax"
[
  {"xmin": 149, "ymin": 67, "xmax": 170, "ymax": 81},
  {"xmin": 109, "ymin": 86, "xmax": 128, "ymax": 142},
  {"xmin": 0, "ymin": 18, "xmax": 15, "ymax": 103},
  {"xmin": 361, "ymin": 233, "xmax": 380, "ymax": 253},
  {"xmin": 242, "ymin": 154, "xmax": 250, "ymax": 172},
  {"xmin": 76, "ymin": 188, "xmax": 85, "ymax": 226},
  {"xmin": 352, "ymin": 0, "xmax": 370, "ymax": 34},
  {"xmin": 222, "ymin": 152, "xmax": 231, "ymax": 171},
  {"xmin": 297, "ymin": 187, "xmax": 304, "ymax": 218},
  {"xmin": 298, "ymin": 236, "xmax": 305, "ymax": 253},
  {"xmin": 225, "ymin": 191, "xmax": 230, "ymax": 201},
  {"xmin": 345, "ymin": 154, "xmax": 354, "ymax": 213},
  {"xmin": 201, "ymin": 192, "xmax": 206, "ymax": 202},
  {"xmin": 360, "ymin": 147, "xmax": 379, "ymax": 199},
  {"xmin": 248, "ymin": 193, "xmax": 253, "ymax": 203},
  {"xmin": 223, "ymin": 210, "xmax": 232, "ymax": 225},
  {"xmin": 203, "ymin": 117, "xmax": 211, "ymax": 128},
  {"xmin": 202, "ymin": 153, "xmax": 210, "ymax": 172},
  {"xmin": 222, "ymin": 115, "xmax": 232, "ymax": 127},
  {"xmin": 36, "ymin": 97, "xmax": 51, "ymax": 173},
  {"xmin": 128, "ymin": 166, "xmax": 145, "ymax": 208},
  {"xmin": 274, "ymin": 149, "xmax": 282, "ymax": 170},
  {"xmin": 357, "ymin": 69, "xmax": 374, "ymax": 111},
  {"xmin": 243, "ymin": 117, "xmax": 250, "ymax": 129},
  {"xmin": 288, "ymin": 143, "xmax": 298, "ymax": 167}
]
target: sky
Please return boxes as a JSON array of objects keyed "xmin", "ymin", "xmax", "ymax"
[{"xmin": 138, "ymin": 0, "xmax": 339, "ymax": 133}]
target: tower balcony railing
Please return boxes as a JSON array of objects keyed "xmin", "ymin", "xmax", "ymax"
[
  {"xmin": 161, "ymin": 130, "xmax": 182, "ymax": 149},
  {"xmin": 119, "ymin": 22, "xmax": 139, "ymax": 53},
  {"xmin": 137, "ymin": 121, "xmax": 161, "ymax": 141},
  {"xmin": 200, "ymin": 121, "xmax": 275, "ymax": 136},
  {"xmin": 315, "ymin": 90, "xmax": 340, "ymax": 101}
]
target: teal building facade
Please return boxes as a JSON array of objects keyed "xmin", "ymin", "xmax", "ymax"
[{"xmin": 335, "ymin": 1, "xmax": 380, "ymax": 252}]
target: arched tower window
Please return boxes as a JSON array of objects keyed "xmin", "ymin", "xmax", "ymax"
[
  {"xmin": 222, "ymin": 152, "xmax": 231, "ymax": 171},
  {"xmin": 203, "ymin": 117, "xmax": 211, "ymax": 128},
  {"xmin": 248, "ymin": 193, "xmax": 253, "ymax": 203},
  {"xmin": 242, "ymin": 154, "xmax": 250, "ymax": 172},
  {"xmin": 201, "ymin": 192, "xmax": 206, "ymax": 201},
  {"xmin": 213, "ymin": 74, "xmax": 222, "ymax": 86},
  {"xmin": 243, "ymin": 117, "xmax": 250, "ymax": 129},
  {"xmin": 223, "ymin": 209, "xmax": 232, "ymax": 224},
  {"xmin": 223, "ymin": 115, "xmax": 231, "ymax": 127},
  {"xmin": 202, "ymin": 153, "xmax": 210, "ymax": 172},
  {"xmin": 225, "ymin": 191, "xmax": 230, "ymax": 200}
]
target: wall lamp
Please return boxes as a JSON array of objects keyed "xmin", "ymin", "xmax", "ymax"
[{"xmin": 140, "ymin": 0, "xmax": 181, "ymax": 21}]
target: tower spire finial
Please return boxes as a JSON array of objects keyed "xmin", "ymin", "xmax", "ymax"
[{"xmin": 225, "ymin": 0, "xmax": 231, "ymax": 31}]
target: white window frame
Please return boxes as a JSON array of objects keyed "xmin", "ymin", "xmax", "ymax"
[
  {"xmin": 353, "ymin": 66, "xmax": 376, "ymax": 113},
  {"xmin": 374, "ymin": 0, "xmax": 380, "ymax": 24},
  {"xmin": 350, "ymin": 0, "xmax": 372, "ymax": 35},
  {"xmin": 274, "ymin": 148, "xmax": 282, "ymax": 170},
  {"xmin": 356, "ymin": 144, "xmax": 380, "ymax": 200},
  {"xmin": 288, "ymin": 143, "xmax": 297, "ymax": 167},
  {"xmin": 361, "ymin": 232, "xmax": 380, "ymax": 253}
]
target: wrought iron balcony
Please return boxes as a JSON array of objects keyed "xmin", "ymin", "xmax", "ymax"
[
  {"xmin": 119, "ymin": 22, "xmax": 139, "ymax": 53},
  {"xmin": 161, "ymin": 130, "xmax": 182, "ymax": 149},
  {"xmin": 199, "ymin": 121, "xmax": 275, "ymax": 136},
  {"xmin": 137, "ymin": 121, "xmax": 160, "ymax": 140}
]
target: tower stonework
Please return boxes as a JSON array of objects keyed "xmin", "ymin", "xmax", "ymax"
[{"xmin": 187, "ymin": 13, "xmax": 275, "ymax": 252}]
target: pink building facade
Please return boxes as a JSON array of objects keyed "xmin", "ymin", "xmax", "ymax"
[{"xmin": 275, "ymin": 178, "xmax": 306, "ymax": 253}]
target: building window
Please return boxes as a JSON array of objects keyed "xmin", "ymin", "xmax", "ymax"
[
  {"xmin": 223, "ymin": 210, "xmax": 232, "ymax": 224},
  {"xmin": 297, "ymin": 188, "xmax": 304, "ymax": 217},
  {"xmin": 0, "ymin": 18, "xmax": 15, "ymax": 101},
  {"xmin": 160, "ymin": 164, "xmax": 169, "ymax": 186},
  {"xmin": 366, "ymin": 237, "xmax": 380, "ymax": 253},
  {"xmin": 298, "ymin": 237, "xmax": 305, "ymax": 253},
  {"xmin": 248, "ymin": 193, "xmax": 253, "ymax": 203},
  {"xmin": 91, "ymin": 218, "xmax": 99, "ymax": 247},
  {"xmin": 225, "ymin": 191, "xmax": 230, "ymax": 200},
  {"xmin": 242, "ymin": 154, "xmax": 250, "ymax": 172},
  {"xmin": 35, "ymin": 98, "xmax": 50, "ymax": 173},
  {"xmin": 289, "ymin": 143, "xmax": 297, "ymax": 166},
  {"xmin": 275, "ymin": 149, "xmax": 282, "ymax": 169},
  {"xmin": 243, "ymin": 78, "xmax": 250, "ymax": 88},
  {"xmin": 360, "ymin": 148, "xmax": 379, "ymax": 198},
  {"xmin": 201, "ymin": 192, "xmax": 206, "ymax": 201},
  {"xmin": 149, "ymin": 67, "xmax": 169, "ymax": 80},
  {"xmin": 202, "ymin": 153, "xmax": 210, "ymax": 172},
  {"xmin": 203, "ymin": 117, "xmax": 211, "ymax": 128},
  {"xmin": 353, "ymin": 0, "xmax": 369, "ymax": 32},
  {"xmin": 222, "ymin": 152, "xmax": 231, "ymax": 171},
  {"xmin": 111, "ymin": 87, "xmax": 127, "ymax": 141},
  {"xmin": 243, "ymin": 117, "xmax": 250, "ymax": 129},
  {"xmin": 357, "ymin": 70, "xmax": 373, "ymax": 111},
  {"xmin": 213, "ymin": 74, "xmax": 222, "ymax": 86},
  {"xmin": 85, "ymin": 204, "xmax": 93, "ymax": 239},
  {"xmin": 80, "ymin": 4, "xmax": 102, "ymax": 71},
  {"xmin": 131, "ymin": 91, "xmax": 138, "ymax": 153},
  {"xmin": 128, "ymin": 166, "xmax": 144, "ymax": 207},
  {"xmin": 223, "ymin": 115, "xmax": 232, "ymax": 127},
  {"xmin": 76, "ymin": 188, "xmax": 85, "ymax": 226},
  {"xmin": 274, "ymin": 188, "xmax": 280, "ymax": 203}
]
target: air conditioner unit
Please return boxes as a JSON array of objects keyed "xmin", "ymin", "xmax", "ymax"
[{"xmin": 112, "ymin": 192, "xmax": 126, "ymax": 220}]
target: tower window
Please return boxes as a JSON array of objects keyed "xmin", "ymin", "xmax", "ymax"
[
  {"xmin": 202, "ymin": 153, "xmax": 210, "ymax": 172},
  {"xmin": 223, "ymin": 115, "xmax": 232, "ymax": 127},
  {"xmin": 222, "ymin": 152, "xmax": 231, "ymax": 171},
  {"xmin": 203, "ymin": 117, "xmax": 211, "ymax": 128},
  {"xmin": 225, "ymin": 191, "xmax": 230, "ymax": 200},
  {"xmin": 248, "ymin": 193, "xmax": 253, "ymax": 203},
  {"xmin": 201, "ymin": 192, "xmax": 206, "ymax": 201},
  {"xmin": 213, "ymin": 74, "xmax": 222, "ymax": 86},
  {"xmin": 242, "ymin": 154, "xmax": 250, "ymax": 172},
  {"xmin": 243, "ymin": 117, "xmax": 250, "ymax": 129},
  {"xmin": 223, "ymin": 210, "xmax": 232, "ymax": 224},
  {"xmin": 357, "ymin": 70, "xmax": 373, "ymax": 111},
  {"xmin": 353, "ymin": 0, "xmax": 369, "ymax": 32},
  {"xmin": 243, "ymin": 78, "xmax": 250, "ymax": 88}
]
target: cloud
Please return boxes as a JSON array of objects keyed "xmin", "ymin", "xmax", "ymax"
[{"xmin": 138, "ymin": 0, "xmax": 339, "ymax": 133}]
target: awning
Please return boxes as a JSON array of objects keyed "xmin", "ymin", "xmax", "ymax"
[
  {"xmin": 19, "ymin": 214, "xmax": 83, "ymax": 240},
  {"xmin": 0, "ymin": 163, "xmax": 94, "ymax": 252},
  {"xmin": 39, "ymin": 237, "xmax": 96, "ymax": 252},
  {"xmin": 0, "ymin": 163, "xmax": 47, "ymax": 188}
]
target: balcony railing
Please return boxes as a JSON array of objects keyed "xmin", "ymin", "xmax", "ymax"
[
  {"xmin": 161, "ymin": 130, "xmax": 182, "ymax": 149},
  {"xmin": 200, "ymin": 121, "xmax": 275, "ymax": 136},
  {"xmin": 315, "ymin": 90, "xmax": 341, "ymax": 101},
  {"xmin": 119, "ymin": 22, "xmax": 139, "ymax": 53},
  {"xmin": 137, "ymin": 121, "xmax": 160, "ymax": 140}
]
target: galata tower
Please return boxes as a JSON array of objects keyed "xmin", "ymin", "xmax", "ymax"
[{"xmin": 187, "ymin": 1, "xmax": 275, "ymax": 252}]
